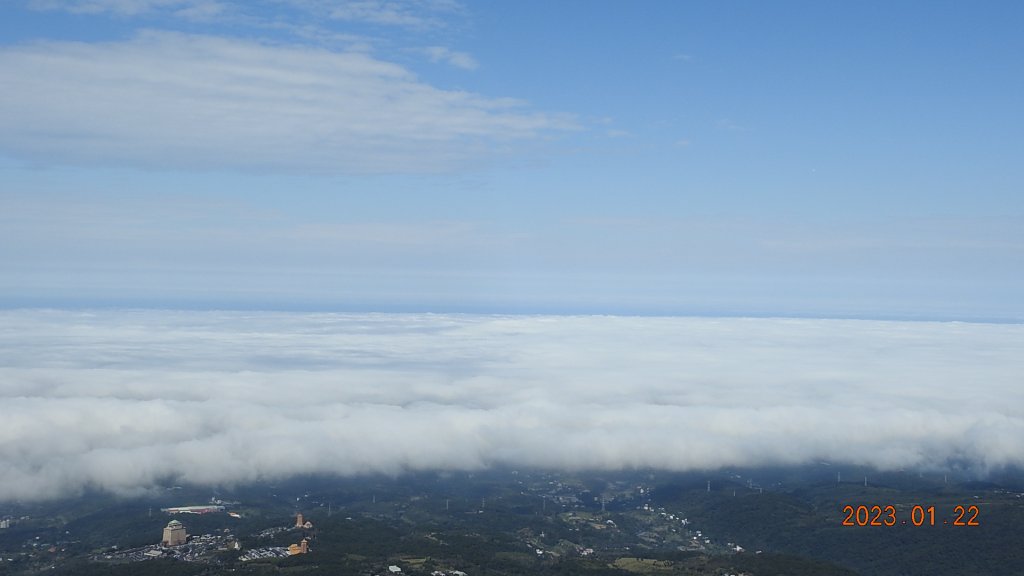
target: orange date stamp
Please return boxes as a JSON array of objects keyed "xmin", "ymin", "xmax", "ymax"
[{"xmin": 841, "ymin": 504, "xmax": 980, "ymax": 526}]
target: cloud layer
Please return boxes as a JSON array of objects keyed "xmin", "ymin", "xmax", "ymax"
[
  {"xmin": 1, "ymin": 310, "xmax": 1022, "ymax": 501},
  {"xmin": 0, "ymin": 31, "xmax": 571, "ymax": 173}
]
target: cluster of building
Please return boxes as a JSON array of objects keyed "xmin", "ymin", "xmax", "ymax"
[
  {"xmin": 84, "ymin": 505, "xmax": 313, "ymax": 567},
  {"xmin": 158, "ymin": 519, "xmax": 241, "ymax": 554},
  {"xmin": 94, "ymin": 544, "xmax": 167, "ymax": 563},
  {"xmin": 238, "ymin": 513, "xmax": 312, "ymax": 562},
  {"xmin": 92, "ymin": 521, "xmax": 239, "ymax": 565},
  {"xmin": 157, "ymin": 520, "xmax": 241, "ymax": 554},
  {"xmin": 238, "ymin": 546, "xmax": 294, "ymax": 562}
]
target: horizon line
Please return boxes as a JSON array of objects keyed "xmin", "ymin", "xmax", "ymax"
[{"xmin": 2, "ymin": 300, "xmax": 1021, "ymax": 326}]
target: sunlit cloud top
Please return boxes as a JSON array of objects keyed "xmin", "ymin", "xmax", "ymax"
[{"xmin": 2, "ymin": 310, "xmax": 1022, "ymax": 501}]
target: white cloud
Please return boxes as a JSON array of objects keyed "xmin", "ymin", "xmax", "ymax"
[
  {"xmin": 28, "ymin": 0, "xmax": 225, "ymax": 17},
  {"xmin": 27, "ymin": 0, "xmax": 461, "ymax": 28},
  {"xmin": 0, "ymin": 310, "xmax": 1021, "ymax": 501},
  {"xmin": 0, "ymin": 32, "xmax": 573, "ymax": 174},
  {"xmin": 423, "ymin": 45, "xmax": 478, "ymax": 70},
  {"xmin": 323, "ymin": 0, "xmax": 463, "ymax": 29}
]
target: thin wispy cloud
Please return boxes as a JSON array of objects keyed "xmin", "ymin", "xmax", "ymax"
[
  {"xmin": 716, "ymin": 118, "xmax": 747, "ymax": 132},
  {"xmin": 27, "ymin": 0, "xmax": 227, "ymax": 18},
  {"xmin": 0, "ymin": 32, "xmax": 573, "ymax": 174},
  {"xmin": 26, "ymin": 0, "xmax": 462, "ymax": 28},
  {"xmin": 1, "ymin": 310, "xmax": 1021, "ymax": 501},
  {"xmin": 23, "ymin": 0, "xmax": 470, "ymax": 60},
  {"xmin": 423, "ymin": 45, "xmax": 478, "ymax": 70},
  {"xmin": 2, "ymin": 193, "xmax": 1020, "ymax": 318},
  {"xmin": 327, "ymin": 0, "xmax": 461, "ymax": 29}
]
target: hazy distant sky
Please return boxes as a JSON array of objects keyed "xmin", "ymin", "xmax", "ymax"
[
  {"xmin": 1, "ymin": 1, "xmax": 1023, "ymax": 318},
  {"xmin": 3, "ymin": 309, "xmax": 1022, "ymax": 501}
]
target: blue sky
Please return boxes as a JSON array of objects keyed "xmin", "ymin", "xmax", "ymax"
[{"xmin": 1, "ymin": 0, "xmax": 1022, "ymax": 319}]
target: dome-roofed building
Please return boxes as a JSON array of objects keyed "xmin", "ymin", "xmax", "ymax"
[{"xmin": 162, "ymin": 519, "xmax": 187, "ymax": 547}]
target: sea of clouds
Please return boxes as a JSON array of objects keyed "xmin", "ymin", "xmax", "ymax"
[{"xmin": 1, "ymin": 309, "xmax": 1022, "ymax": 501}]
